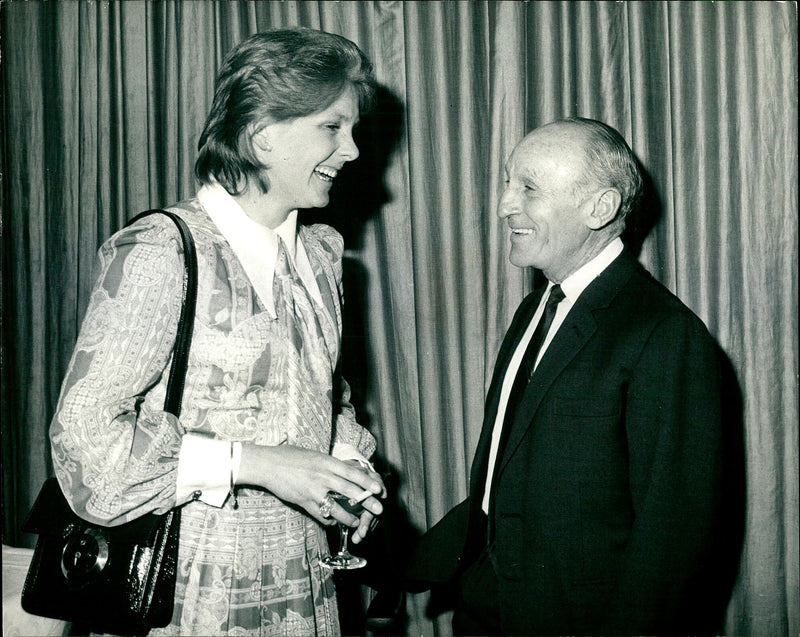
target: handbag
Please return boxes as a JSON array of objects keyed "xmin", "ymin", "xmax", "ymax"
[{"xmin": 21, "ymin": 209, "xmax": 198, "ymax": 635}]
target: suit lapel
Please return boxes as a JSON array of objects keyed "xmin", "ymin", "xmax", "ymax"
[
  {"xmin": 469, "ymin": 288, "xmax": 545, "ymax": 494},
  {"xmin": 497, "ymin": 251, "xmax": 639, "ymax": 474},
  {"xmin": 497, "ymin": 308, "xmax": 597, "ymax": 470}
]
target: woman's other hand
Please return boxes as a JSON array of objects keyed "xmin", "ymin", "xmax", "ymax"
[{"xmin": 343, "ymin": 459, "xmax": 385, "ymax": 544}]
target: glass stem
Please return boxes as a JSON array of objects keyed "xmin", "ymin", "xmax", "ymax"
[{"xmin": 338, "ymin": 524, "xmax": 351, "ymax": 557}]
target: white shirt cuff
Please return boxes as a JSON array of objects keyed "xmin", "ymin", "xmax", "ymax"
[{"xmin": 176, "ymin": 434, "xmax": 241, "ymax": 507}]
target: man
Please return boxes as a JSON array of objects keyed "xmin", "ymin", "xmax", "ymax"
[{"xmin": 410, "ymin": 118, "xmax": 729, "ymax": 635}]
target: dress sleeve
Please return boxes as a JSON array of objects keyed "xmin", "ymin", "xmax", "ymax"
[
  {"xmin": 333, "ymin": 374, "xmax": 376, "ymax": 459},
  {"xmin": 308, "ymin": 223, "xmax": 377, "ymax": 460},
  {"xmin": 49, "ymin": 216, "xmax": 188, "ymax": 526}
]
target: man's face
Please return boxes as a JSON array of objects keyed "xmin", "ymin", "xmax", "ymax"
[{"xmin": 497, "ymin": 125, "xmax": 596, "ymax": 282}]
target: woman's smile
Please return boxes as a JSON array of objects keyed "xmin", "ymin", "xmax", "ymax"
[{"xmin": 313, "ymin": 166, "xmax": 339, "ymax": 182}]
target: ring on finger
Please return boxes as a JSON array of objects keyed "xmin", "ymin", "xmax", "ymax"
[{"xmin": 319, "ymin": 493, "xmax": 335, "ymax": 519}]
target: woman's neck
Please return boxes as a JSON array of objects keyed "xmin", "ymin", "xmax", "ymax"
[{"xmin": 232, "ymin": 187, "xmax": 293, "ymax": 229}]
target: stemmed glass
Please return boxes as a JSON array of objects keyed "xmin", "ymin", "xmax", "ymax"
[{"xmin": 321, "ymin": 492, "xmax": 367, "ymax": 570}]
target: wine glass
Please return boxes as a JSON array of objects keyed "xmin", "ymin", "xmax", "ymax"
[{"xmin": 321, "ymin": 492, "xmax": 367, "ymax": 570}]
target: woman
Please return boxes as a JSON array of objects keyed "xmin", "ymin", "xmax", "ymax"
[{"xmin": 49, "ymin": 28, "xmax": 384, "ymax": 635}]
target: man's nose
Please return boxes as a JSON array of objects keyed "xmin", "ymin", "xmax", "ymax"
[{"xmin": 497, "ymin": 188, "xmax": 518, "ymax": 218}]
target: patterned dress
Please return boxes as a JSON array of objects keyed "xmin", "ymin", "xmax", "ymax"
[{"xmin": 49, "ymin": 199, "xmax": 376, "ymax": 635}]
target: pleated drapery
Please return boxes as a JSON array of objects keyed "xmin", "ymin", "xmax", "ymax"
[{"xmin": 2, "ymin": 2, "xmax": 797, "ymax": 636}]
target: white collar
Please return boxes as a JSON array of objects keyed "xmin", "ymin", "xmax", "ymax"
[
  {"xmin": 558, "ymin": 238, "xmax": 624, "ymax": 303},
  {"xmin": 198, "ymin": 182, "xmax": 324, "ymax": 318}
]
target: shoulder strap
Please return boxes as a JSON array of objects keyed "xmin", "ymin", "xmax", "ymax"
[{"xmin": 125, "ymin": 209, "xmax": 198, "ymax": 418}]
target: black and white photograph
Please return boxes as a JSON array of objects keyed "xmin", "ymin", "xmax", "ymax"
[{"xmin": 1, "ymin": 2, "xmax": 796, "ymax": 636}]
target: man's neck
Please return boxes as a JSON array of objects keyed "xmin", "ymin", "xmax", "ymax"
[{"xmin": 543, "ymin": 233, "xmax": 620, "ymax": 283}]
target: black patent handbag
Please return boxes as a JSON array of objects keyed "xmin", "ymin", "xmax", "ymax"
[{"xmin": 21, "ymin": 209, "xmax": 198, "ymax": 635}]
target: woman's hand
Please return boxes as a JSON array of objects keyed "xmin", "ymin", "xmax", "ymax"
[
  {"xmin": 350, "ymin": 509, "xmax": 379, "ymax": 544},
  {"xmin": 237, "ymin": 444, "xmax": 385, "ymax": 528},
  {"xmin": 343, "ymin": 460, "xmax": 385, "ymax": 544}
]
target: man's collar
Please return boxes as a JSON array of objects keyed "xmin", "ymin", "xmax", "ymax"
[{"xmin": 557, "ymin": 238, "xmax": 624, "ymax": 303}]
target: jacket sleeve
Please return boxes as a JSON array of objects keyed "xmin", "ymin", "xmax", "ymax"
[
  {"xmin": 49, "ymin": 216, "xmax": 186, "ymax": 526},
  {"xmin": 605, "ymin": 309, "xmax": 725, "ymax": 634}
]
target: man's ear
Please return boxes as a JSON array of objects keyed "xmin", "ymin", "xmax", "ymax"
[{"xmin": 587, "ymin": 188, "xmax": 622, "ymax": 230}]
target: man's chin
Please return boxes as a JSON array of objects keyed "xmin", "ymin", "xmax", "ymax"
[{"xmin": 508, "ymin": 251, "xmax": 538, "ymax": 270}]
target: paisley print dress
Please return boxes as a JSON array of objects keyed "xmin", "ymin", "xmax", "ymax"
[{"xmin": 49, "ymin": 199, "xmax": 376, "ymax": 635}]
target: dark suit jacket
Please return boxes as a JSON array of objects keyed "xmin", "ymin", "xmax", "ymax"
[{"xmin": 464, "ymin": 250, "xmax": 726, "ymax": 635}]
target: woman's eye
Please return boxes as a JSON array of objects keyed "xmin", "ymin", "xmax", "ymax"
[{"xmin": 326, "ymin": 124, "xmax": 341, "ymax": 132}]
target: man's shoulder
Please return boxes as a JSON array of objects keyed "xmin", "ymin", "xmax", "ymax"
[
  {"xmin": 622, "ymin": 257, "xmax": 695, "ymax": 313},
  {"xmin": 607, "ymin": 254, "xmax": 713, "ymax": 340}
]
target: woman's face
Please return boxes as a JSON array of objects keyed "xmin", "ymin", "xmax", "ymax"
[{"xmin": 262, "ymin": 85, "xmax": 360, "ymax": 213}]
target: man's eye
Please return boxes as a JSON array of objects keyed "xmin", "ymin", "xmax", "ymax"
[{"xmin": 326, "ymin": 124, "xmax": 341, "ymax": 131}]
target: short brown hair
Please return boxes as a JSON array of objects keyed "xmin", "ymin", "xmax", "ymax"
[{"xmin": 195, "ymin": 28, "xmax": 375, "ymax": 195}]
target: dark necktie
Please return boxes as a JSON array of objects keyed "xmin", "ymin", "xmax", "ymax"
[
  {"xmin": 514, "ymin": 283, "xmax": 565, "ymax": 386},
  {"xmin": 489, "ymin": 284, "xmax": 565, "ymax": 501},
  {"xmin": 475, "ymin": 285, "xmax": 566, "ymax": 549}
]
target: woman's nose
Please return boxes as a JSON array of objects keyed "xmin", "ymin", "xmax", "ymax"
[{"xmin": 339, "ymin": 131, "xmax": 359, "ymax": 162}]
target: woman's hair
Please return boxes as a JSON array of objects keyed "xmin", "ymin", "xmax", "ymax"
[
  {"xmin": 195, "ymin": 28, "xmax": 375, "ymax": 195},
  {"xmin": 558, "ymin": 117, "xmax": 644, "ymax": 229}
]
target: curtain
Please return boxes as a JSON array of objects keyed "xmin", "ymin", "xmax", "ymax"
[{"xmin": 2, "ymin": 2, "xmax": 796, "ymax": 635}]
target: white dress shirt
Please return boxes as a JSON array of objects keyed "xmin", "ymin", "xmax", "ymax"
[{"xmin": 481, "ymin": 238, "xmax": 624, "ymax": 513}]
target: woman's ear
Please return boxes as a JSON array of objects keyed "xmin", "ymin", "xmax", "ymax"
[
  {"xmin": 587, "ymin": 188, "xmax": 622, "ymax": 230},
  {"xmin": 252, "ymin": 126, "xmax": 273, "ymax": 153}
]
